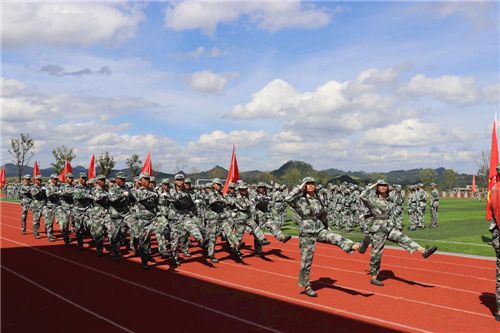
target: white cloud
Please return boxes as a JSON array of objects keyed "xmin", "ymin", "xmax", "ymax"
[
  {"xmin": 401, "ymin": 74, "xmax": 480, "ymax": 104},
  {"xmin": 361, "ymin": 118, "xmax": 465, "ymax": 147},
  {"xmin": 186, "ymin": 70, "xmax": 237, "ymax": 93},
  {"xmin": 3, "ymin": 3, "xmax": 144, "ymax": 47},
  {"xmin": 188, "ymin": 130, "xmax": 268, "ymax": 150},
  {"xmin": 164, "ymin": 0, "xmax": 335, "ymax": 35}
]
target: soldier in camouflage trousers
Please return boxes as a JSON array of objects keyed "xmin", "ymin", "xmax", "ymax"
[
  {"xmin": 131, "ymin": 173, "xmax": 158, "ymax": 269},
  {"xmin": 389, "ymin": 185, "xmax": 404, "ymax": 230},
  {"xmin": 204, "ymin": 178, "xmax": 242, "ymax": 263},
  {"xmin": 408, "ymin": 186, "xmax": 418, "ymax": 230},
  {"xmin": 108, "ymin": 172, "xmax": 135, "ymax": 260},
  {"xmin": 233, "ymin": 182, "xmax": 270, "ymax": 254},
  {"xmin": 91, "ymin": 175, "xmax": 109, "ymax": 257},
  {"xmin": 19, "ymin": 175, "xmax": 33, "ymax": 235},
  {"xmin": 58, "ymin": 173, "xmax": 75, "ymax": 245},
  {"xmin": 72, "ymin": 173, "xmax": 93, "ymax": 250},
  {"xmin": 360, "ymin": 180, "xmax": 437, "ymax": 287},
  {"xmin": 271, "ymin": 184, "xmax": 287, "ymax": 228},
  {"xmin": 429, "ymin": 183, "xmax": 440, "ymax": 228},
  {"xmin": 44, "ymin": 174, "xmax": 61, "ymax": 241},
  {"xmin": 30, "ymin": 175, "xmax": 46, "ymax": 238},
  {"xmin": 154, "ymin": 179, "xmax": 172, "ymax": 260},
  {"xmin": 286, "ymin": 177, "xmax": 366, "ymax": 297},
  {"xmin": 416, "ymin": 183, "xmax": 427, "ymax": 229}
]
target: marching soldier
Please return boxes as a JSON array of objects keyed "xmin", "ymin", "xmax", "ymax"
[
  {"xmin": 58, "ymin": 173, "xmax": 75, "ymax": 245},
  {"xmin": 430, "ymin": 183, "xmax": 440, "ymax": 228},
  {"xmin": 72, "ymin": 173, "xmax": 93, "ymax": 250},
  {"xmin": 44, "ymin": 174, "xmax": 61, "ymax": 242},
  {"xmin": 91, "ymin": 175, "xmax": 109, "ymax": 257},
  {"xmin": 19, "ymin": 174, "xmax": 33, "ymax": 235},
  {"xmin": 30, "ymin": 175, "xmax": 45, "ymax": 239}
]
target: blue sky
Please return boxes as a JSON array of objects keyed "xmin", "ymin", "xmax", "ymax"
[{"xmin": 2, "ymin": 1, "xmax": 498, "ymax": 174}]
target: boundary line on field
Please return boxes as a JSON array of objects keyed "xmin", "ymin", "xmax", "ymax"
[{"xmin": 2, "ymin": 265, "xmax": 135, "ymax": 333}]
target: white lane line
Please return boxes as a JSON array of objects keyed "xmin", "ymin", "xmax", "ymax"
[
  {"xmin": 0, "ymin": 218, "xmax": 494, "ymax": 285},
  {"xmin": 2, "ymin": 265, "xmax": 135, "ymax": 333},
  {"xmin": 0, "ymin": 236, "xmax": 282, "ymax": 333},
  {"xmin": 214, "ymin": 260, "xmax": 493, "ymax": 319},
  {"xmin": 1, "ymin": 236, "xmax": 433, "ymax": 333}
]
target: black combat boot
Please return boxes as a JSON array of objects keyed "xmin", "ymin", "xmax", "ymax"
[
  {"xmin": 304, "ymin": 287, "xmax": 317, "ymax": 297},
  {"xmin": 370, "ymin": 279, "xmax": 384, "ymax": 287},
  {"xmin": 422, "ymin": 246, "xmax": 438, "ymax": 258},
  {"xmin": 358, "ymin": 235, "xmax": 371, "ymax": 254}
]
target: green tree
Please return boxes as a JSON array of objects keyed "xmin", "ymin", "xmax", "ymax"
[
  {"xmin": 443, "ymin": 169, "xmax": 457, "ymax": 190},
  {"xmin": 259, "ymin": 172, "xmax": 276, "ymax": 184},
  {"xmin": 368, "ymin": 172, "xmax": 386, "ymax": 183},
  {"xmin": 98, "ymin": 151, "xmax": 115, "ymax": 177},
  {"xmin": 126, "ymin": 154, "xmax": 142, "ymax": 178},
  {"xmin": 51, "ymin": 145, "xmax": 75, "ymax": 173},
  {"xmin": 419, "ymin": 168, "xmax": 437, "ymax": 184},
  {"xmin": 281, "ymin": 168, "xmax": 302, "ymax": 187},
  {"xmin": 475, "ymin": 150, "xmax": 489, "ymax": 189},
  {"xmin": 8, "ymin": 133, "xmax": 35, "ymax": 181}
]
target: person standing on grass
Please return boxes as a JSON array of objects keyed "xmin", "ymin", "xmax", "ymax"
[
  {"xmin": 429, "ymin": 183, "xmax": 440, "ymax": 228},
  {"xmin": 487, "ymin": 164, "xmax": 500, "ymax": 321},
  {"xmin": 360, "ymin": 180, "xmax": 438, "ymax": 287},
  {"xmin": 19, "ymin": 174, "xmax": 32, "ymax": 235},
  {"xmin": 285, "ymin": 177, "xmax": 370, "ymax": 297}
]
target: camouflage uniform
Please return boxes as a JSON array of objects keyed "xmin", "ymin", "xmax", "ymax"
[
  {"xmin": 408, "ymin": 187, "xmax": 418, "ymax": 230},
  {"xmin": 131, "ymin": 183, "xmax": 158, "ymax": 267},
  {"xmin": 18, "ymin": 179, "xmax": 32, "ymax": 233},
  {"xmin": 390, "ymin": 186, "xmax": 404, "ymax": 230},
  {"xmin": 44, "ymin": 178, "xmax": 61, "ymax": 240},
  {"xmin": 58, "ymin": 180, "xmax": 75, "ymax": 244},
  {"xmin": 416, "ymin": 186, "xmax": 427, "ymax": 229},
  {"xmin": 72, "ymin": 181, "xmax": 93, "ymax": 249},
  {"xmin": 30, "ymin": 180, "xmax": 46, "ymax": 237},
  {"xmin": 108, "ymin": 181, "xmax": 135, "ymax": 258},
  {"xmin": 286, "ymin": 181, "xmax": 356, "ymax": 290},
  {"xmin": 430, "ymin": 185, "xmax": 440, "ymax": 228},
  {"xmin": 154, "ymin": 183, "xmax": 172, "ymax": 257},
  {"xmin": 90, "ymin": 181, "xmax": 109, "ymax": 256},
  {"xmin": 271, "ymin": 186, "xmax": 287, "ymax": 228},
  {"xmin": 233, "ymin": 189, "xmax": 268, "ymax": 247},
  {"xmin": 360, "ymin": 183, "xmax": 421, "ymax": 278},
  {"xmin": 334, "ymin": 187, "xmax": 344, "ymax": 229},
  {"xmin": 205, "ymin": 187, "xmax": 240, "ymax": 260}
]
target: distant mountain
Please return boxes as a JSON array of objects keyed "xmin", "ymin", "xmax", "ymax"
[{"xmin": 2, "ymin": 161, "xmax": 474, "ymax": 189}]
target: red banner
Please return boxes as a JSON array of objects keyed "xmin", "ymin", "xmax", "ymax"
[
  {"xmin": 88, "ymin": 155, "xmax": 95, "ymax": 179},
  {"xmin": 141, "ymin": 152, "xmax": 153, "ymax": 176},
  {"xmin": 223, "ymin": 146, "xmax": 240, "ymax": 194},
  {"xmin": 486, "ymin": 120, "xmax": 499, "ymax": 221}
]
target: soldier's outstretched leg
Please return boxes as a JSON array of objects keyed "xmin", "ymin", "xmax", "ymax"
[
  {"xmin": 317, "ymin": 229, "xmax": 356, "ymax": 253},
  {"xmin": 266, "ymin": 220, "xmax": 291, "ymax": 243}
]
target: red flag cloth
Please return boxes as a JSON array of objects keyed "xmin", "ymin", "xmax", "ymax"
[
  {"xmin": 487, "ymin": 120, "xmax": 499, "ymax": 221},
  {"xmin": 488, "ymin": 184, "xmax": 500, "ymax": 229},
  {"xmin": 0, "ymin": 167, "xmax": 5, "ymax": 188},
  {"xmin": 33, "ymin": 161, "xmax": 40, "ymax": 179},
  {"xmin": 88, "ymin": 155, "xmax": 96, "ymax": 179},
  {"xmin": 141, "ymin": 152, "xmax": 153, "ymax": 176},
  {"xmin": 223, "ymin": 146, "xmax": 240, "ymax": 194},
  {"xmin": 471, "ymin": 175, "xmax": 476, "ymax": 193},
  {"xmin": 58, "ymin": 160, "xmax": 73, "ymax": 182}
]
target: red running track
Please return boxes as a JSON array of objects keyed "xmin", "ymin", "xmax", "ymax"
[{"xmin": 1, "ymin": 201, "xmax": 499, "ymax": 332}]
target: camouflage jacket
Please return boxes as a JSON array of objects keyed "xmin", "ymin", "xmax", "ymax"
[
  {"xmin": 234, "ymin": 193, "xmax": 256, "ymax": 220},
  {"xmin": 45, "ymin": 182, "xmax": 61, "ymax": 208},
  {"xmin": 417, "ymin": 190, "xmax": 427, "ymax": 207},
  {"xmin": 59, "ymin": 183, "xmax": 74, "ymax": 208},
  {"xmin": 132, "ymin": 186, "xmax": 158, "ymax": 220},
  {"xmin": 73, "ymin": 184, "xmax": 93, "ymax": 211},
  {"xmin": 92, "ymin": 185, "xmax": 109, "ymax": 212},
  {"xmin": 360, "ymin": 189, "xmax": 393, "ymax": 220},
  {"xmin": 19, "ymin": 184, "xmax": 33, "ymax": 203},
  {"xmin": 157, "ymin": 188, "xmax": 172, "ymax": 217},
  {"xmin": 253, "ymin": 192, "xmax": 272, "ymax": 213},
  {"xmin": 108, "ymin": 184, "xmax": 133, "ymax": 218},
  {"xmin": 285, "ymin": 186, "xmax": 329, "ymax": 234},
  {"xmin": 205, "ymin": 190, "xmax": 227, "ymax": 220},
  {"xmin": 272, "ymin": 191, "xmax": 286, "ymax": 211},
  {"xmin": 30, "ymin": 184, "xmax": 46, "ymax": 208},
  {"xmin": 169, "ymin": 188, "xmax": 197, "ymax": 219},
  {"xmin": 430, "ymin": 189, "xmax": 440, "ymax": 206}
]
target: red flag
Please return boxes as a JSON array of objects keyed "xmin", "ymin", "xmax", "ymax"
[
  {"xmin": 58, "ymin": 160, "xmax": 73, "ymax": 182},
  {"xmin": 486, "ymin": 120, "xmax": 499, "ymax": 221},
  {"xmin": 223, "ymin": 146, "xmax": 240, "ymax": 194},
  {"xmin": 88, "ymin": 155, "xmax": 96, "ymax": 179},
  {"xmin": 471, "ymin": 175, "xmax": 476, "ymax": 194},
  {"xmin": 33, "ymin": 161, "xmax": 40, "ymax": 179},
  {"xmin": 0, "ymin": 167, "xmax": 5, "ymax": 188},
  {"xmin": 141, "ymin": 152, "xmax": 153, "ymax": 176}
]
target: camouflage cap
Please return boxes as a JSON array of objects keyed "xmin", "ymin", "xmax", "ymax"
[
  {"xmin": 204, "ymin": 182, "xmax": 212, "ymax": 188},
  {"xmin": 161, "ymin": 178, "xmax": 170, "ymax": 185},
  {"xmin": 238, "ymin": 182, "xmax": 248, "ymax": 190},
  {"xmin": 228, "ymin": 183, "xmax": 236, "ymax": 189},
  {"xmin": 139, "ymin": 173, "xmax": 150, "ymax": 179},
  {"xmin": 149, "ymin": 176, "xmax": 156, "ymax": 182},
  {"xmin": 35, "ymin": 175, "xmax": 43, "ymax": 180},
  {"xmin": 66, "ymin": 173, "xmax": 74, "ymax": 179},
  {"xmin": 212, "ymin": 178, "xmax": 222, "ymax": 185},
  {"xmin": 302, "ymin": 177, "xmax": 316, "ymax": 184},
  {"xmin": 430, "ymin": 182, "xmax": 437, "ymax": 186},
  {"xmin": 274, "ymin": 183, "xmax": 280, "ymax": 189},
  {"xmin": 376, "ymin": 179, "xmax": 388, "ymax": 185},
  {"xmin": 394, "ymin": 184, "xmax": 402, "ymax": 190},
  {"xmin": 50, "ymin": 173, "xmax": 59, "ymax": 179},
  {"xmin": 89, "ymin": 178, "xmax": 95, "ymax": 184},
  {"xmin": 174, "ymin": 173, "xmax": 184, "ymax": 181},
  {"xmin": 418, "ymin": 183, "xmax": 424, "ymax": 187},
  {"xmin": 96, "ymin": 174, "xmax": 106, "ymax": 181},
  {"xmin": 116, "ymin": 172, "xmax": 126, "ymax": 179},
  {"xmin": 134, "ymin": 176, "xmax": 139, "ymax": 182},
  {"xmin": 79, "ymin": 173, "xmax": 87, "ymax": 179},
  {"xmin": 185, "ymin": 178, "xmax": 192, "ymax": 184},
  {"xmin": 257, "ymin": 182, "xmax": 267, "ymax": 188},
  {"xmin": 281, "ymin": 185, "xmax": 287, "ymax": 190},
  {"xmin": 23, "ymin": 174, "xmax": 31, "ymax": 179}
]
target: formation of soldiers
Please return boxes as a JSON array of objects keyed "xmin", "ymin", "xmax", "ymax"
[
  {"xmin": 11, "ymin": 172, "xmax": 292, "ymax": 270},
  {"xmin": 319, "ymin": 182, "xmax": 440, "ymax": 232}
]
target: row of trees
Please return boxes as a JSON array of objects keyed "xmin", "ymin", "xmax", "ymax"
[{"xmin": 5, "ymin": 133, "xmax": 493, "ymax": 187}]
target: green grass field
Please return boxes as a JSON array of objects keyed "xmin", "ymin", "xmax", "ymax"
[
  {"xmin": 1, "ymin": 196, "xmax": 494, "ymax": 257},
  {"xmin": 281, "ymin": 198, "xmax": 496, "ymax": 257}
]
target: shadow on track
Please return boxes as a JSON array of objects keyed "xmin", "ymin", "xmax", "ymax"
[
  {"xmin": 311, "ymin": 277, "xmax": 374, "ymax": 297},
  {"xmin": 378, "ymin": 270, "xmax": 434, "ymax": 288}
]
